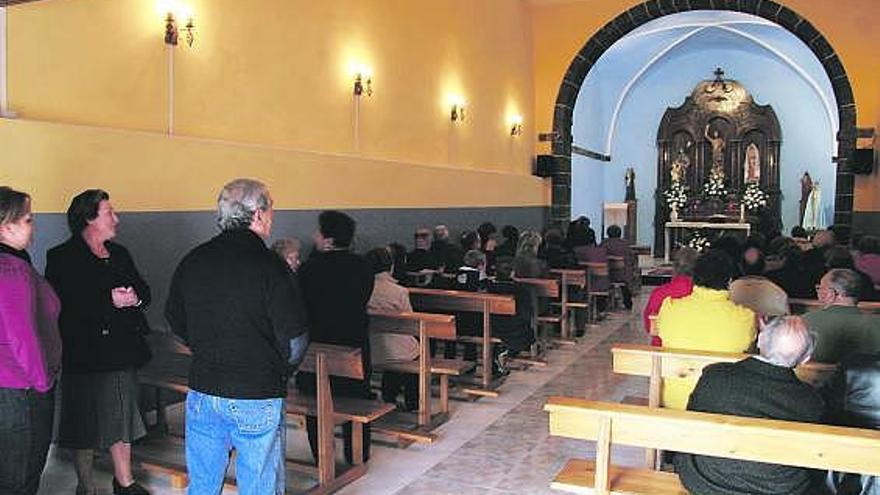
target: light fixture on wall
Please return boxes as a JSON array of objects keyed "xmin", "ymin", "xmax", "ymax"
[
  {"xmin": 510, "ymin": 115, "xmax": 524, "ymax": 136},
  {"xmin": 161, "ymin": 2, "xmax": 195, "ymax": 47},
  {"xmin": 351, "ymin": 64, "xmax": 373, "ymax": 97},
  {"xmin": 449, "ymin": 95, "xmax": 466, "ymax": 122}
]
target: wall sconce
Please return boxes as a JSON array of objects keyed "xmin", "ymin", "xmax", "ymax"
[
  {"xmin": 164, "ymin": 10, "xmax": 195, "ymax": 47},
  {"xmin": 510, "ymin": 115, "xmax": 524, "ymax": 136},
  {"xmin": 449, "ymin": 95, "xmax": 466, "ymax": 122},
  {"xmin": 353, "ymin": 69, "xmax": 373, "ymax": 96}
]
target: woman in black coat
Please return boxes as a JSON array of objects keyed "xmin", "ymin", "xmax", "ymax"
[{"xmin": 46, "ymin": 190, "xmax": 152, "ymax": 495}]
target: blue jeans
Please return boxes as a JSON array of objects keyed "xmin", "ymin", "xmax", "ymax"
[{"xmin": 185, "ymin": 390, "xmax": 285, "ymax": 495}]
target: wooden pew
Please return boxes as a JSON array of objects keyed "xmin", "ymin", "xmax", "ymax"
[
  {"xmin": 544, "ymin": 397, "xmax": 880, "ymax": 495},
  {"xmin": 407, "ymin": 287, "xmax": 515, "ymax": 397},
  {"xmin": 789, "ymin": 298, "xmax": 880, "ymax": 314},
  {"xmin": 580, "ymin": 261, "xmax": 610, "ymax": 321},
  {"xmin": 368, "ymin": 311, "xmax": 472, "ymax": 442},
  {"xmin": 287, "ymin": 343, "xmax": 395, "ymax": 494},
  {"xmin": 549, "ymin": 268, "xmax": 588, "ymax": 342},
  {"xmin": 137, "ymin": 335, "xmax": 394, "ymax": 494},
  {"xmin": 610, "ymin": 343, "xmax": 838, "ymax": 468}
]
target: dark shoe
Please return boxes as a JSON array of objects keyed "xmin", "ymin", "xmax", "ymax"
[
  {"xmin": 113, "ymin": 478, "xmax": 150, "ymax": 495},
  {"xmin": 493, "ymin": 349, "xmax": 510, "ymax": 377}
]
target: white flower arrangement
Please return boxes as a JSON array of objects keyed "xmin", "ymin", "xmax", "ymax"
[
  {"xmin": 742, "ymin": 182, "xmax": 767, "ymax": 211},
  {"xmin": 664, "ymin": 181, "xmax": 687, "ymax": 212},
  {"xmin": 703, "ymin": 169, "xmax": 727, "ymax": 198},
  {"xmin": 686, "ymin": 232, "xmax": 711, "ymax": 252}
]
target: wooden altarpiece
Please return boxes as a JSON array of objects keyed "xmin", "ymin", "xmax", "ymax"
[{"xmin": 654, "ymin": 69, "xmax": 782, "ymax": 254}]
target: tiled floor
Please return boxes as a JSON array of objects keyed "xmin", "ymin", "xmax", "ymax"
[{"xmin": 38, "ymin": 302, "xmax": 651, "ymax": 495}]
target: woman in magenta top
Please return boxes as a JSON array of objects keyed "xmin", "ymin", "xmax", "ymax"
[
  {"xmin": 642, "ymin": 247, "xmax": 698, "ymax": 346},
  {"xmin": 0, "ymin": 186, "xmax": 62, "ymax": 495}
]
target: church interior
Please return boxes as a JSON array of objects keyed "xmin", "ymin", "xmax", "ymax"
[{"xmin": 1, "ymin": 0, "xmax": 880, "ymax": 494}]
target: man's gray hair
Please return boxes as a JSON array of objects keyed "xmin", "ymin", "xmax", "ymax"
[
  {"xmin": 758, "ymin": 315, "xmax": 815, "ymax": 368},
  {"xmin": 217, "ymin": 179, "xmax": 272, "ymax": 231},
  {"xmin": 826, "ymin": 268, "xmax": 862, "ymax": 301}
]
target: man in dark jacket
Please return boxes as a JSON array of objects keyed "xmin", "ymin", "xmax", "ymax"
[
  {"xmin": 297, "ymin": 210, "xmax": 375, "ymax": 464},
  {"xmin": 823, "ymin": 353, "xmax": 880, "ymax": 494},
  {"xmin": 675, "ymin": 315, "xmax": 826, "ymax": 495},
  {"xmin": 165, "ymin": 178, "xmax": 309, "ymax": 494}
]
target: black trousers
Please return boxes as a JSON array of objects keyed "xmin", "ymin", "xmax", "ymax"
[
  {"xmin": 297, "ymin": 373, "xmax": 372, "ymax": 465},
  {"xmin": 305, "ymin": 417, "xmax": 371, "ymax": 465},
  {"xmin": 0, "ymin": 387, "xmax": 55, "ymax": 495},
  {"xmin": 381, "ymin": 371, "xmax": 418, "ymax": 410}
]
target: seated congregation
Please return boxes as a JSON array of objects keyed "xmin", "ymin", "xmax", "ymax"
[
  {"xmin": 550, "ymin": 226, "xmax": 880, "ymax": 495},
  {"xmin": 4, "ymin": 179, "xmax": 880, "ymax": 495}
]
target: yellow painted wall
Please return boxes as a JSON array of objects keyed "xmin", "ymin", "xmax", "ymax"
[
  {"xmin": 6, "ymin": 0, "xmax": 544, "ymax": 212},
  {"xmin": 0, "ymin": 119, "xmax": 549, "ymax": 212},
  {"xmin": 530, "ymin": 0, "xmax": 880, "ymax": 208}
]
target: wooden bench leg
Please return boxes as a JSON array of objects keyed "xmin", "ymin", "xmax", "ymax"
[
  {"xmin": 418, "ymin": 326, "xmax": 431, "ymax": 427},
  {"xmin": 440, "ymin": 375, "xmax": 449, "ymax": 414},
  {"xmin": 351, "ymin": 422, "xmax": 364, "ymax": 466},
  {"xmin": 482, "ymin": 302, "xmax": 492, "ymax": 391},
  {"xmin": 595, "ymin": 416, "xmax": 612, "ymax": 495}
]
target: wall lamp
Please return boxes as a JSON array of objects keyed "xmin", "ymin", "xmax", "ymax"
[
  {"xmin": 510, "ymin": 115, "xmax": 524, "ymax": 136},
  {"xmin": 449, "ymin": 96, "xmax": 466, "ymax": 122},
  {"xmin": 353, "ymin": 71, "xmax": 373, "ymax": 96},
  {"xmin": 164, "ymin": 10, "xmax": 195, "ymax": 47}
]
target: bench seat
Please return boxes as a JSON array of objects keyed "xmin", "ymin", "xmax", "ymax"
[
  {"xmin": 380, "ymin": 358, "xmax": 474, "ymax": 376},
  {"xmin": 553, "ymin": 459, "xmax": 688, "ymax": 495},
  {"xmin": 457, "ymin": 335, "xmax": 503, "ymax": 345},
  {"xmin": 287, "ymin": 395, "xmax": 394, "ymax": 424}
]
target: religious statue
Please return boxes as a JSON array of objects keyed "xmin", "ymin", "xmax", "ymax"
[
  {"xmin": 802, "ymin": 180, "xmax": 824, "ymax": 230},
  {"xmin": 625, "ymin": 167, "xmax": 636, "ymax": 201},
  {"xmin": 799, "ymin": 172, "xmax": 813, "ymax": 226},
  {"xmin": 704, "ymin": 124, "xmax": 726, "ymax": 177},
  {"xmin": 670, "ymin": 149, "xmax": 689, "ymax": 184},
  {"xmin": 742, "ymin": 143, "xmax": 761, "ymax": 184}
]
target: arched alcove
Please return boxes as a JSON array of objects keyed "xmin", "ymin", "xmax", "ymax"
[{"xmin": 551, "ymin": 0, "xmax": 857, "ymax": 242}]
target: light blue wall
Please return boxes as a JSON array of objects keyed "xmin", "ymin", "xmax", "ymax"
[{"xmin": 572, "ymin": 11, "xmax": 838, "ymax": 245}]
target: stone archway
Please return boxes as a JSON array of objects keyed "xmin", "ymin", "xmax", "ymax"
[{"xmin": 550, "ymin": 0, "xmax": 857, "ymax": 241}]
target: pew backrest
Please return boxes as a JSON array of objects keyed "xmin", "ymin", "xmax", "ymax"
[
  {"xmin": 407, "ymin": 287, "xmax": 515, "ymax": 315},
  {"xmin": 789, "ymin": 298, "xmax": 880, "ymax": 315},
  {"xmin": 368, "ymin": 311, "xmax": 456, "ymax": 340},
  {"xmin": 299, "ymin": 343, "xmax": 364, "ymax": 380},
  {"xmin": 611, "ymin": 343, "xmax": 838, "ymax": 389},
  {"xmin": 513, "ymin": 277, "xmax": 560, "ymax": 298},
  {"xmin": 545, "ymin": 397, "xmax": 880, "ymax": 476}
]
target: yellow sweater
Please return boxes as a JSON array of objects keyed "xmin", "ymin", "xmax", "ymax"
[{"xmin": 656, "ymin": 286, "xmax": 756, "ymax": 409}]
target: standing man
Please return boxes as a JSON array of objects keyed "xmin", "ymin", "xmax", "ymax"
[
  {"xmin": 165, "ymin": 179, "xmax": 309, "ymax": 495},
  {"xmin": 297, "ymin": 210, "xmax": 375, "ymax": 464}
]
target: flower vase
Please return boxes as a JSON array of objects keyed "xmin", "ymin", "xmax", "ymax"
[{"xmin": 670, "ymin": 206, "xmax": 679, "ymax": 222}]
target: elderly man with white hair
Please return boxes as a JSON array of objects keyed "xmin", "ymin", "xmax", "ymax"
[
  {"xmin": 166, "ymin": 178, "xmax": 309, "ymax": 495},
  {"xmin": 674, "ymin": 316, "xmax": 826, "ymax": 495}
]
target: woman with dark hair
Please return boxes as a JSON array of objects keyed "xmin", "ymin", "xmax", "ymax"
[
  {"xmin": 477, "ymin": 222, "xmax": 497, "ymax": 251},
  {"xmin": 766, "ymin": 238, "xmax": 816, "ymax": 299},
  {"xmin": 656, "ymin": 250, "xmax": 756, "ymax": 409},
  {"xmin": 495, "ymin": 225, "xmax": 519, "ymax": 258},
  {"xmin": 0, "ymin": 187, "xmax": 61, "ymax": 495},
  {"xmin": 46, "ymin": 190, "xmax": 152, "ymax": 495},
  {"xmin": 539, "ymin": 228, "xmax": 576, "ymax": 269}
]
